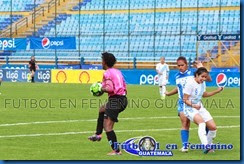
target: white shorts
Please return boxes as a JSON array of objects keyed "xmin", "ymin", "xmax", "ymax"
[
  {"xmin": 183, "ymin": 104, "xmax": 213, "ymax": 122},
  {"xmin": 158, "ymin": 77, "xmax": 167, "ymax": 86}
]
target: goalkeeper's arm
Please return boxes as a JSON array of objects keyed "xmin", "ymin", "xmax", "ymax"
[{"xmin": 101, "ymin": 79, "xmax": 114, "ymax": 93}]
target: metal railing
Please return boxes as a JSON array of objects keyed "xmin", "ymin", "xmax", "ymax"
[
  {"xmin": 0, "ymin": 56, "xmax": 193, "ymax": 69},
  {"xmin": 32, "ymin": 7, "xmax": 45, "ymax": 23},
  {"xmin": 0, "ymin": 0, "xmax": 65, "ymax": 37}
]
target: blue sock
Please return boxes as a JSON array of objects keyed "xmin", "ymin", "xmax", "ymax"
[{"xmin": 181, "ymin": 130, "xmax": 189, "ymax": 148}]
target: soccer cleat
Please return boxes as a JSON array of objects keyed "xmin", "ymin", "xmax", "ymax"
[
  {"xmin": 203, "ymin": 149, "xmax": 211, "ymax": 154},
  {"xmin": 107, "ymin": 150, "xmax": 122, "ymax": 155},
  {"xmin": 88, "ymin": 134, "xmax": 102, "ymax": 142},
  {"xmin": 179, "ymin": 147, "xmax": 188, "ymax": 153}
]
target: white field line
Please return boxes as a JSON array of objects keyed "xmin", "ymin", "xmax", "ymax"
[
  {"xmin": 0, "ymin": 116, "xmax": 240, "ymax": 127},
  {"xmin": 0, "ymin": 125, "xmax": 240, "ymax": 139}
]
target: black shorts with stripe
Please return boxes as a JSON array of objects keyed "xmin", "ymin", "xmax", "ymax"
[{"xmin": 104, "ymin": 95, "xmax": 127, "ymax": 122}]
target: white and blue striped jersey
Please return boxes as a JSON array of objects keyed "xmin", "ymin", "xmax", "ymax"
[{"xmin": 175, "ymin": 69, "xmax": 195, "ymax": 112}]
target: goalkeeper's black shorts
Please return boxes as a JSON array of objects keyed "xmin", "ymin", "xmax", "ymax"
[{"xmin": 105, "ymin": 95, "xmax": 127, "ymax": 122}]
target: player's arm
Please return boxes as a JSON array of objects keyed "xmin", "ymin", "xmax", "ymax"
[
  {"xmin": 165, "ymin": 87, "xmax": 178, "ymax": 96},
  {"xmin": 194, "ymin": 61, "xmax": 212, "ymax": 82},
  {"xmin": 101, "ymin": 79, "xmax": 114, "ymax": 93},
  {"xmin": 202, "ymin": 87, "xmax": 223, "ymax": 97},
  {"xmin": 183, "ymin": 93, "xmax": 201, "ymax": 110}
]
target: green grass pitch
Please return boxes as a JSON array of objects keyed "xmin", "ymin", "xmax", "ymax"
[{"xmin": 0, "ymin": 82, "xmax": 240, "ymax": 160}]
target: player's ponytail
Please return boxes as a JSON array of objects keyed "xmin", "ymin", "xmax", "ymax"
[{"xmin": 194, "ymin": 67, "xmax": 209, "ymax": 77}]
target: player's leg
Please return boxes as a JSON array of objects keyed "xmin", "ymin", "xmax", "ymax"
[
  {"xmin": 161, "ymin": 85, "xmax": 166, "ymax": 99},
  {"xmin": 104, "ymin": 96, "xmax": 127, "ymax": 155},
  {"xmin": 159, "ymin": 86, "xmax": 162, "ymax": 97},
  {"xmin": 200, "ymin": 107, "xmax": 216, "ymax": 145},
  {"xmin": 88, "ymin": 104, "xmax": 105, "ymax": 142},
  {"xmin": 158, "ymin": 77, "xmax": 165, "ymax": 99},
  {"xmin": 104, "ymin": 116, "xmax": 122, "ymax": 155},
  {"xmin": 179, "ymin": 111, "xmax": 190, "ymax": 152},
  {"xmin": 193, "ymin": 114, "xmax": 208, "ymax": 146},
  {"xmin": 31, "ymin": 70, "xmax": 35, "ymax": 83},
  {"xmin": 206, "ymin": 120, "xmax": 217, "ymax": 144}
]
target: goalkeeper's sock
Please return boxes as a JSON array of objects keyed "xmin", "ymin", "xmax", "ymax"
[
  {"xmin": 106, "ymin": 130, "xmax": 120, "ymax": 152},
  {"xmin": 95, "ymin": 112, "xmax": 104, "ymax": 135},
  {"xmin": 31, "ymin": 76, "xmax": 34, "ymax": 83}
]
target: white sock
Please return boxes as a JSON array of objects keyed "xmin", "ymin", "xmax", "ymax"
[
  {"xmin": 161, "ymin": 86, "xmax": 166, "ymax": 97},
  {"xmin": 159, "ymin": 87, "xmax": 162, "ymax": 96},
  {"xmin": 207, "ymin": 130, "xmax": 217, "ymax": 144},
  {"xmin": 198, "ymin": 123, "xmax": 208, "ymax": 145}
]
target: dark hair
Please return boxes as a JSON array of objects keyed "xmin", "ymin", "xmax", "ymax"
[
  {"xmin": 101, "ymin": 52, "xmax": 116, "ymax": 68},
  {"xmin": 177, "ymin": 56, "xmax": 187, "ymax": 65},
  {"xmin": 194, "ymin": 67, "xmax": 209, "ymax": 77}
]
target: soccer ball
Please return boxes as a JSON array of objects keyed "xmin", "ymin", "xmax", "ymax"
[{"xmin": 90, "ymin": 82, "xmax": 104, "ymax": 96}]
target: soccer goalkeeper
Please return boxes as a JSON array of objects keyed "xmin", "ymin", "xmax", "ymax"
[{"xmin": 88, "ymin": 52, "xmax": 128, "ymax": 155}]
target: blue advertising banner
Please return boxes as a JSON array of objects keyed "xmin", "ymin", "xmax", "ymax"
[
  {"xmin": 211, "ymin": 67, "xmax": 239, "ymax": 72},
  {"xmin": 197, "ymin": 34, "xmax": 240, "ymax": 41},
  {"xmin": 57, "ymin": 64, "xmax": 81, "ymax": 69},
  {"xmin": 121, "ymin": 69, "xmax": 240, "ymax": 87},
  {"xmin": 0, "ymin": 38, "xmax": 27, "ymax": 50},
  {"xmin": 197, "ymin": 35, "xmax": 220, "ymax": 41},
  {"xmin": 0, "ymin": 69, "xmax": 51, "ymax": 83},
  {"xmin": 30, "ymin": 37, "xmax": 76, "ymax": 50},
  {"xmin": 81, "ymin": 64, "xmax": 102, "ymax": 70},
  {"xmin": 221, "ymin": 34, "xmax": 240, "ymax": 41},
  {"xmin": 0, "ymin": 64, "xmax": 56, "ymax": 70}
]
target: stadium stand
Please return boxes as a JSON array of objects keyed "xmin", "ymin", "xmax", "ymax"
[
  {"xmin": 0, "ymin": 0, "xmax": 240, "ymax": 69},
  {"xmin": 0, "ymin": 0, "xmax": 44, "ymax": 11}
]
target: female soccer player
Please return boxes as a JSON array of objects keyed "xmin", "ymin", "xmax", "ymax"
[
  {"xmin": 28, "ymin": 56, "xmax": 38, "ymax": 83},
  {"xmin": 183, "ymin": 67, "xmax": 223, "ymax": 153},
  {"xmin": 165, "ymin": 56, "xmax": 211, "ymax": 152},
  {"xmin": 88, "ymin": 52, "xmax": 128, "ymax": 155},
  {"xmin": 156, "ymin": 57, "xmax": 169, "ymax": 99}
]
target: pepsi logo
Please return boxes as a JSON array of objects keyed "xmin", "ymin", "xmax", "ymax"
[
  {"xmin": 216, "ymin": 73, "xmax": 227, "ymax": 87},
  {"xmin": 42, "ymin": 37, "xmax": 50, "ymax": 49}
]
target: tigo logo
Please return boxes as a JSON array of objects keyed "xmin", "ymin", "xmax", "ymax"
[
  {"xmin": 216, "ymin": 73, "xmax": 227, "ymax": 87},
  {"xmin": 42, "ymin": 37, "xmax": 51, "ymax": 49}
]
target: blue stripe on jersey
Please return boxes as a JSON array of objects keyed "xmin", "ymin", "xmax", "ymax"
[
  {"xmin": 175, "ymin": 69, "xmax": 194, "ymax": 80},
  {"xmin": 175, "ymin": 69, "xmax": 195, "ymax": 113},
  {"xmin": 177, "ymin": 83, "xmax": 184, "ymax": 99}
]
